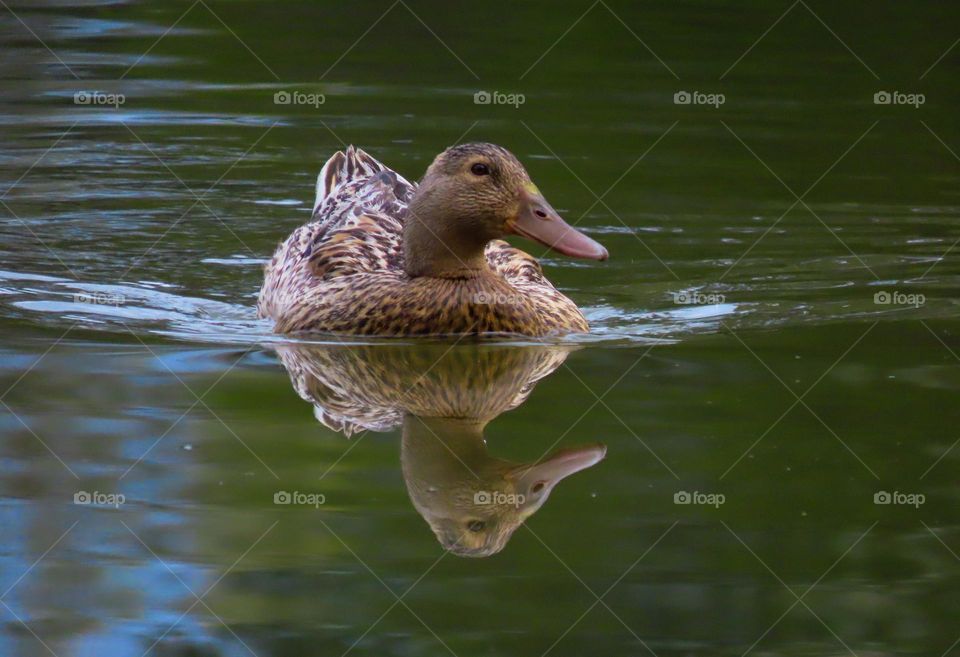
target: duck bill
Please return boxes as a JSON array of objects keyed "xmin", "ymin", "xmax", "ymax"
[
  {"xmin": 508, "ymin": 185, "xmax": 609, "ymax": 260},
  {"xmin": 511, "ymin": 443, "xmax": 607, "ymax": 495}
]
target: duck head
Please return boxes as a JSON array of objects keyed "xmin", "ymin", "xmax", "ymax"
[
  {"xmin": 402, "ymin": 415, "xmax": 606, "ymax": 558},
  {"xmin": 404, "ymin": 142, "xmax": 608, "ymax": 277}
]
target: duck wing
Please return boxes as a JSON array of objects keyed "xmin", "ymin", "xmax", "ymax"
[
  {"xmin": 258, "ymin": 147, "xmax": 414, "ymax": 319},
  {"xmin": 304, "ymin": 146, "xmax": 417, "ymax": 277},
  {"xmin": 312, "ymin": 145, "xmax": 415, "ymax": 242}
]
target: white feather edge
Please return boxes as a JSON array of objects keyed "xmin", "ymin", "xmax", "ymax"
[{"xmin": 312, "ymin": 146, "xmax": 413, "ymax": 215}]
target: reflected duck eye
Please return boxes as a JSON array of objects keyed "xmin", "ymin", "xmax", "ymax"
[
  {"xmin": 467, "ymin": 520, "xmax": 486, "ymax": 532},
  {"xmin": 470, "ymin": 162, "xmax": 490, "ymax": 176}
]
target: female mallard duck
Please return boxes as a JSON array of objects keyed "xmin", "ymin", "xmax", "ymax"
[{"xmin": 258, "ymin": 143, "xmax": 608, "ymax": 336}]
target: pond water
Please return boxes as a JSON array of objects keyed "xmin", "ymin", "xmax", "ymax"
[{"xmin": 1, "ymin": 1, "xmax": 959, "ymax": 655}]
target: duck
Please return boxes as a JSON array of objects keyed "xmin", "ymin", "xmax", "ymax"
[
  {"xmin": 273, "ymin": 341, "xmax": 607, "ymax": 557},
  {"xmin": 257, "ymin": 143, "xmax": 608, "ymax": 336}
]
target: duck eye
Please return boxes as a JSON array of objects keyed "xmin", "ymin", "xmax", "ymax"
[
  {"xmin": 467, "ymin": 520, "xmax": 486, "ymax": 533},
  {"xmin": 470, "ymin": 162, "xmax": 490, "ymax": 176}
]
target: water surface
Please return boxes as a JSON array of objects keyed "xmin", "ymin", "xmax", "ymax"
[{"xmin": 1, "ymin": 1, "xmax": 959, "ymax": 655}]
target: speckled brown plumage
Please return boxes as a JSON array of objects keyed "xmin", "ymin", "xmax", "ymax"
[
  {"xmin": 275, "ymin": 341, "xmax": 572, "ymax": 436},
  {"xmin": 257, "ymin": 145, "xmax": 591, "ymax": 336}
]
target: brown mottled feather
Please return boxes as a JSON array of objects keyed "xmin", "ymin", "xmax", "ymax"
[{"xmin": 275, "ymin": 342, "xmax": 572, "ymax": 436}]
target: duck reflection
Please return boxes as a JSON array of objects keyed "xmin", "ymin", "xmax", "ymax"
[{"xmin": 274, "ymin": 343, "xmax": 606, "ymax": 557}]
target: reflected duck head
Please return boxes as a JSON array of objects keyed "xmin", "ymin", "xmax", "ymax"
[{"xmin": 401, "ymin": 415, "xmax": 606, "ymax": 558}]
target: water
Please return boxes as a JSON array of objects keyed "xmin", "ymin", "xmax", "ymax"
[{"xmin": 1, "ymin": 1, "xmax": 959, "ymax": 655}]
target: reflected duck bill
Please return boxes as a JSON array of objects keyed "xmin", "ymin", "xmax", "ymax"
[{"xmin": 510, "ymin": 443, "xmax": 608, "ymax": 496}]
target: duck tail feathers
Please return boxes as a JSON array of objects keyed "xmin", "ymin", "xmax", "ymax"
[{"xmin": 313, "ymin": 145, "xmax": 385, "ymax": 214}]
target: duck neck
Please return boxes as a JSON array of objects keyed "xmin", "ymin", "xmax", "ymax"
[
  {"xmin": 401, "ymin": 415, "xmax": 498, "ymax": 482},
  {"xmin": 404, "ymin": 193, "xmax": 497, "ymax": 279}
]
